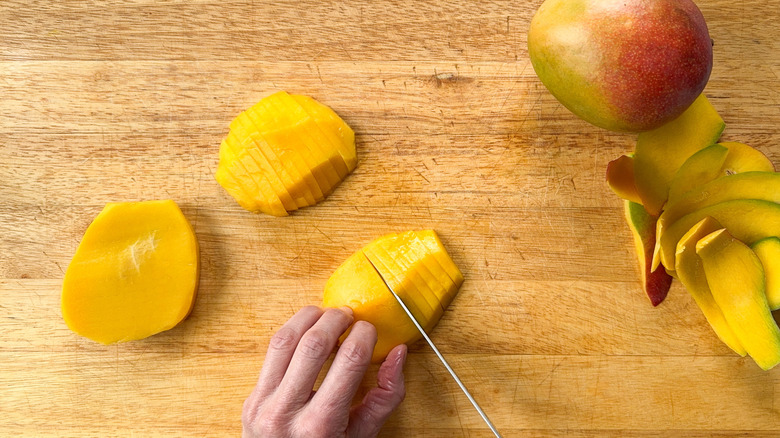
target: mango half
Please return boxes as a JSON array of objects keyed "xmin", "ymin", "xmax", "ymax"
[
  {"xmin": 323, "ymin": 230, "xmax": 463, "ymax": 362},
  {"xmin": 215, "ymin": 91, "xmax": 356, "ymax": 216},
  {"xmin": 62, "ymin": 200, "xmax": 200, "ymax": 344}
]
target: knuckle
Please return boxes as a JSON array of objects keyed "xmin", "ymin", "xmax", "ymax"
[
  {"xmin": 339, "ymin": 340, "xmax": 370, "ymax": 368},
  {"xmin": 298, "ymin": 328, "xmax": 331, "ymax": 359},
  {"xmin": 268, "ymin": 327, "xmax": 298, "ymax": 352}
]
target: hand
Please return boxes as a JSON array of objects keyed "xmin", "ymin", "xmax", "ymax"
[{"xmin": 242, "ymin": 306, "xmax": 407, "ymax": 438}]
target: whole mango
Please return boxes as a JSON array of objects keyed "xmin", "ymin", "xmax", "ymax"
[{"xmin": 528, "ymin": 0, "xmax": 713, "ymax": 132}]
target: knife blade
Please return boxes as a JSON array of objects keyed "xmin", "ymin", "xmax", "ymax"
[{"xmin": 366, "ymin": 258, "xmax": 502, "ymax": 438}]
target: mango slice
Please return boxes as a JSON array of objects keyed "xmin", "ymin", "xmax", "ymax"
[
  {"xmin": 659, "ymin": 200, "xmax": 780, "ymax": 277},
  {"xmin": 719, "ymin": 142, "xmax": 775, "ymax": 175},
  {"xmin": 624, "ymin": 201, "xmax": 673, "ymax": 306},
  {"xmin": 606, "ymin": 154, "xmax": 642, "ymax": 204},
  {"xmin": 697, "ymin": 229, "xmax": 780, "ymax": 370},
  {"xmin": 633, "ymin": 94, "xmax": 725, "ymax": 215},
  {"xmin": 656, "ymin": 173, "xmax": 780, "ymax": 271},
  {"xmin": 322, "ymin": 230, "xmax": 463, "ymax": 362},
  {"xmin": 215, "ymin": 91, "xmax": 356, "ymax": 215},
  {"xmin": 62, "ymin": 200, "xmax": 200, "ymax": 344},
  {"xmin": 323, "ymin": 251, "xmax": 423, "ymax": 363},
  {"xmin": 674, "ymin": 217, "xmax": 746, "ymax": 356},
  {"xmin": 751, "ymin": 237, "xmax": 780, "ymax": 310},
  {"xmin": 667, "ymin": 144, "xmax": 729, "ymax": 205}
]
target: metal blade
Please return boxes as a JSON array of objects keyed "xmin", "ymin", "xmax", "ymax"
[{"xmin": 365, "ymin": 258, "xmax": 502, "ymax": 438}]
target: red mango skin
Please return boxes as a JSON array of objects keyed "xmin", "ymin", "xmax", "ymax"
[
  {"xmin": 625, "ymin": 201, "xmax": 673, "ymax": 306},
  {"xmin": 528, "ymin": 0, "xmax": 713, "ymax": 132}
]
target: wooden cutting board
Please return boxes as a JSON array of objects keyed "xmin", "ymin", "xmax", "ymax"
[{"xmin": 2, "ymin": 0, "xmax": 780, "ymax": 436}]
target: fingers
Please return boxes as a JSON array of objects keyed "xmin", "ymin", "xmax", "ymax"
[
  {"xmin": 306, "ymin": 320, "xmax": 378, "ymax": 420},
  {"xmin": 347, "ymin": 344, "xmax": 408, "ymax": 438},
  {"xmin": 254, "ymin": 306, "xmax": 324, "ymax": 399},
  {"xmin": 275, "ymin": 307, "xmax": 354, "ymax": 409}
]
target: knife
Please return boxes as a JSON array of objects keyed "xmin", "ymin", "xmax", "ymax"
[{"xmin": 366, "ymin": 259, "xmax": 502, "ymax": 437}]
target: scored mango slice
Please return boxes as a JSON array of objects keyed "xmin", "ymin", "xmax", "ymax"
[
  {"xmin": 323, "ymin": 230, "xmax": 463, "ymax": 362},
  {"xmin": 215, "ymin": 91, "xmax": 356, "ymax": 216},
  {"xmin": 62, "ymin": 200, "xmax": 200, "ymax": 344}
]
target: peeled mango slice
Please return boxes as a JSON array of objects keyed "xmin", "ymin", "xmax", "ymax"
[
  {"xmin": 322, "ymin": 230, "xmax": 463, "ymax": 362},
  {"xmin": 674, "ymin": 217, "xmax": 746, "ymax": 356},
  {"xmin": 624, "ymin": 201, "xmax": 672, "ymax": 306},
  {"xmin": 61, "ymin": 200, "xmax": 200, "ymax": 344},
  {"xmin": 215, "ymin": 91, "xmax": 356, "ymax": 216},
  {"xmin": 697, "ymin": 228, "xmax": 780, "ymax": 371},
  {"xmin": 633, "ymin": 94, "xmax": 725, "ymax": 216},
  {"xmin": 655, "ymin": 173, "xmax": 780, "ymax": 271}
]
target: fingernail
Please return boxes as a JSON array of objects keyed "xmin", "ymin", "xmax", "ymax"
[
  {"xmin": 395, "ymin": 344, "xmax": 408, "ymax": 369},
  {"xmin": 339, "ymin": 306, "xmax": 354, "ymax": 317}
]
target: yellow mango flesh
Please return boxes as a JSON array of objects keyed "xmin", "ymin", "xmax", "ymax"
[
  {"xmin": 751, "ymin": 237, "xmax": 780, "ymax": 310},
  {"xmin": 606, "ymin": 154, "xmax": 642, "ymax": 204},
  {"xmin": 61, "ymin": 200, "xmax": 200, "ymax": 344},
  {"xmin": 719, "ymin": 142, "xmax": 775, "ymax": 175},
  {"xmin": 323, "ymin": 251, "xmax": 423, "ymax": 363},
  {"xmin": 633, "ymin": 94, "xmax": 725, "ymax": 215},
  {"xmin": 667, "ymin": 144, "xmax": 729, "ymax": 205},
  {"xmin": 624, "ymin": 201, "xmax": 673, "ymax": 306},
  {"xmin": 215, "ymin": 91, "xmax": 356, "ymax": 215},
  {"xmin": 323, "ymin": 230, "xmax": 462, "ymax": 362},
  {"xmin": 674, "ymin": 217, "xmax": 746, "ymax": 356},
  {"xmin": 697, "ymin": 229, "xmax": 780, "ymax": 370},
  {"xmin": 656, "ymin": 173, "xmax": 780, "ymax": 271}
]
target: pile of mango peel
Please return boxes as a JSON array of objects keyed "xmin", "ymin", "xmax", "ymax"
[
  {"xmin": 607, "ymin": 94, "xmax": 780, "ymax": 370},
  {"xmin": 62, "ymin": 92, "xmax": 464, "ymax": 363}
]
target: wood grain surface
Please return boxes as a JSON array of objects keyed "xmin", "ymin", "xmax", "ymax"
[{"xmin": 2, "ymin": 0, "xmax": 780, "ymax": 436}]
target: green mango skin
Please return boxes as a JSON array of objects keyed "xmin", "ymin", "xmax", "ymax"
[{"xmin": 528, "ymin": 0, "xmax": 713, "ymax": 132}]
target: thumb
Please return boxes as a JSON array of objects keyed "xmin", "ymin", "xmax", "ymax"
[{"xmin": 347, "ymin": 344, "xmax": 407, "ymax": 438}]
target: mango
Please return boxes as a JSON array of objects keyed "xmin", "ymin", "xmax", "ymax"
[
  {"xmin": 528, "ymin": 0, "xmax": 713, "ymax": 132},
  {"xmin": 751, "ymin": 237, "xmax": 780, "ymax": 311},
  {"xmin": 697, "ymin": 229, "xmax": 780, "ymax": 370},
  {"xmin": 323, "ymin": 230, "xmax": 463, "ymax": 362},
  {"xmin": 658, "ymin": 200, "xmax": 780, "ymax": 273},
  {"xmin": 633, "ymin": 94, "xmax": 725, "ymax": 215},
  {"xmin": 674, "ymin": 217, "xmax": 745, "ymax": 356},
  {"xmin": 61, "ymin": 200, "xmax": 200, "ymax": 344},
  {"xmin": 215, "ymin": 91, "xmax": 356, "ymax": 216},
  {"xmin": 624, "ymin": 201, "xmax": 673, "ymax": 306},
  {"xmin": 606, "ymin": 155, "xmax": 642, "ymax": 204},
  {"xmin": 655, "ymin": 173, "xmax": 780, "ymax": 271},
  {"xmin": 718, "ymin": 142, "xmax": 775, "ymax": 175}
]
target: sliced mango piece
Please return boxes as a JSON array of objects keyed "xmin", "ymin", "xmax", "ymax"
[
  {"xmin": 323, "ymin": 251, "xmax": 422, "ymax": 363},
  {"xmin": 719, "ymin": 142, "xmax": 775, "ymax": 175},
  {"xmin": 292, "ymin": 94, "xmax": 357, "ymax": 172},
  {"xmin": 697, "ymin": 228, "xmax": 780, "ymax": 370},
  {"xmin": 751, "ymin": 237, "xmax": 780, "ymax": 310},
  {"xmin": 606, "ymin": 154, "xmax": 642, "ymax": 204},
  {"xmin": 268, "ymin": 91, "xmax": 348, "ymax": 182},
  {"xmin": 415, "ymin": 230, "xmax": 464, "ymax": 286},
  {"xmin": 362, "ymin": 240, "xmax": 439, "ymax": 330},
  {"xmin": 624, "ymin": 201, "xmax": 673, "ymax": 306},
  {"xmin": 62, "ymin": 200, "xmax": 200, "ymax": 344},
  {"xmin": 231, "ymin": 112, "xmax": 301, "ymax": 210},
  {"xmin": 259, "ymin": 93, "xmax": 340, "ymax": 195},
  {"xmin": 633, "ymin": 94, "xmax": 725, "ymax": 215},
  {"xmin": 216, "ymin": 91, "xmax": 356, "ymax": 215},
  {"xmin": 216, "ymin": 139, "xmax": 287, "ymax": 217},
  {"xmin": 655, "ymin": 172, "xmax": 780, "ymax": 271},
  {"xmin": 667, "ymin": 144, "xmax": 729, "ymax": 205},
  {"xmin": 659, "ymin": 200, "xmax": 780, "ymax": 274},
  {"xmin": 323, "ymin": 231, "xmax": 463, "ymax": 362},
  {"xmin": 675, "ymin": 217, "xmax": 746, "ymax": 356}
]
